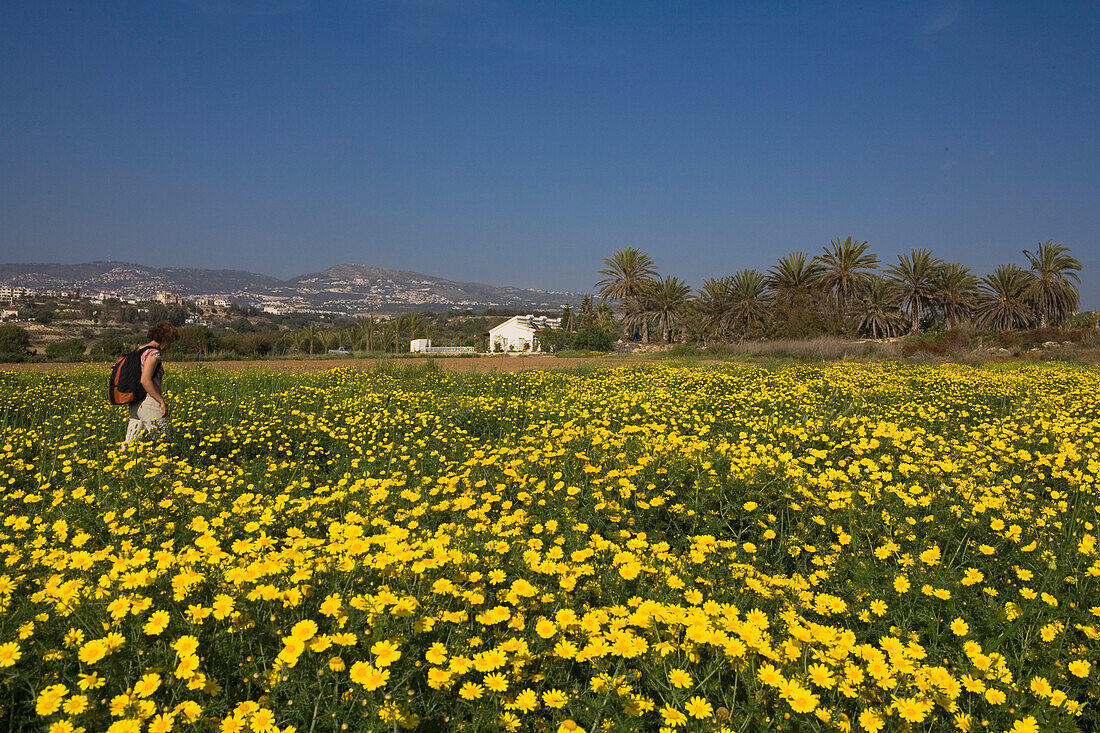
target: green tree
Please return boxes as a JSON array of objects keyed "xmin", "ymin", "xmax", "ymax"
[
  {"xmin": 1022, "ymin": 241, "xmax": 1082, "ymax": 327},
  {"xmin": 884, "ymin": 248, "xmax": 944, "ymax": 334},
  {"xmin": 355, "ymin": 316, "xmax": 378, "ymax": 352},
  {"xmin": 596, "ymin": 248, "xmax": 658, "ymax": 303},
  {"xmin": 175, "ymin": 325, "xmax": 212, "ymax": 356},
  {"xmin": 813, "ymin": 237, "xmax": 879, "ymax": 328},
  {"xmin": 645, "ymin": 276, "xmax": 693, "ymax": 343},
  {"xmin": 406, "ymin": 313, "xmax": 425, "ymax": 343},
  {"xmin": 767, "ymin": 251, "xmax": 823, "ymax": 306},
  {"xmin": 719, "ymin": 270, "xmax": 772, "ymax": 341},
  {"xmin": 89, "ymin": 337, "xmax": 129, "ymax": 362},
  {"xmin": 45, "ymin": 338, "xmax": 86, "ymax": 362},
  {"xmin": 559, "ymin": 304, "xmax": 574, "ymax": 332},
  {"xmin": 766, "ymin": 252, "xmax": 830, "ymax": 339},
  {"xmin": 934, "ymin": 263, "xmax": 979, "ymax": 329},
  {"xmin": 0, "ymin": 324, "xmax": 31, "ymax": 362},
  {"xmin": 975, "ymin": 265, "xmax": 1036, "ymax": 332},
  {"xmin": 296, "ymin": 325, "xmax": 323, "ymax": 355},
  {"xmin": 693, "ymin": 277, "xmax": 734, "ymax": 343},
  {"xmin": 856, "ymin": 276, "xmax": 907, "ymax": 338},
  {"xmin": 596, "ymin": 248, "xmax": 658, "ymax": 342}
]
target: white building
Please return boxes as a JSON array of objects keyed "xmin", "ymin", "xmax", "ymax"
[
  {"xmin": 410, "ymin": 338, "xmax": 476, "ymax": 354},
  {"xmin": 0, "ymin": 286, "xmax": 34, "ymax": 302},
  {"xmin": 489, "ymin": 315, "xmax": 561, "ymax": 353}
]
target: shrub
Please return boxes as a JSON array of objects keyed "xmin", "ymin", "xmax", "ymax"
[
  {"xmin": 44, "ymin": 338, "xmax": 86, "ymax": 362},
  {"xmin": 0, "ymin": 324, "xmax": 30, "ymax": 362}
]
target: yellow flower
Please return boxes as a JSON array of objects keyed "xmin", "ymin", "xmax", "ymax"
[
  {"xmin": 1009, "ymin": 716, "xmax": 1039, "ymax": 733},
  {"xmin": 535, "ymin": 618, "xmax": 557, "ymax": 639},
  {"xmin": 893, "ymin": 696, "xmax": 931, "ymax": 723},
  {"xmin": 542, "ymin": 689, "xmax": 568, "ymax": 708},
  {"xmin": 290, "ymin": 619, "xmax": 318, "ymax": 641},
  {"xmin": 1067, "ymin": 660, "xmax": 1090, "ymax": 678},
  {"xmin": 77, "ymin": 673, "xmax": 104, "ymax": 691},
  {"xmin": 211, "ymin": 595, "xmax": 235, "ymax": 619},
  {"xmin": 427, "ymin": 667, "xmax": 453, "ymax": 689},
  {"xmin": 106, "ymin": 721, "xmax": 141, "ymax": 733},
  {"xmin": 668, "ymin": 668, "xmax": 693, "ymax": 688},
  {"xmin": 858, "ymin": 709, "xmax": 885, "ymax": 733},
  {"xmin": 684, "ymin": 695, "xmax": 713, "ymax": 719},
  {"xmin": 134, "ymin": 672, "xmax": 162, "ymax": 698},
  {"xmin": 785, "ymin": 685, "xmax": 819, "ymax": 714},
  {"xmin": 424, "ymin": 643, "xmax": 448, "ymax": 665},
  {"xmin": 36, "ymin": 684, "xmax": 68, "ymax": 716},
  {"xmin": 807, "ymin": 663, "xmax": 835, "ymax": 689},
  {"xmin": 659, "ymin": 704, "xmax": 687, "ymax": 728},
  {"xmin": 0, "ymin": 642, "xmax": 20, "ymax": 668},
  {"xmin": 250, "ymin": 708, "xmax": 277, "ymax": 733},
  {"xmin": 950, "ymin": 617, "xmax": 969, "ymax": 636},
  {"xmin": 485, "ymin": 672, "xmax": 509, "ymax": 692},
  {"xmin": 143, "ymin": 610, "xmax": 170, "ymax": 636},
  {"xmin": 78, "ymin": 639, "xmax": 109, "ymax": 664},
  {"xmin": 172, "ymin": 635, "xmax": 199, "ymax": 656},
  {"xmin": 370, "ymin": 639, "xmax": 402, "ymax": 667}
]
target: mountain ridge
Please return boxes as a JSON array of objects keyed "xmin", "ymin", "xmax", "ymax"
[{"xmin": 0, "ymin": 261, "xmax": 580, "ymax": 313}]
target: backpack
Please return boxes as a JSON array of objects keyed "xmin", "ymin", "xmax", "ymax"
[{"xmin": 108, "ymin": 345, "xmax": 157, "ymax": 405}]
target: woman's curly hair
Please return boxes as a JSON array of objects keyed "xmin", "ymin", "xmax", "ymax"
[{"xmin": 147, "ymin": 321, "xmax": 179, "ymax": 344}]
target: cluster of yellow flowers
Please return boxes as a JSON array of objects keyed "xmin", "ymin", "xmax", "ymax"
[{"xmin": 0, "ymin": 363, "xmax": 1097, "ymax": 732}]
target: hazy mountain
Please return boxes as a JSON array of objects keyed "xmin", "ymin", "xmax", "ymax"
[
  {"xmin": 0, "ymin": 262, "xmax": 282, "ymax": 296},
  {"xmin": 0, "ymin": 261, "xmax": 580, "ymax": 313}
]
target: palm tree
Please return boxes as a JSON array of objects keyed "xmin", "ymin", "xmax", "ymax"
[
  {"xmin": 595, "ymin": 303, "xmax": 616, "ymax": 332},
  {"xmin": 380, "ymin": 319, "xmax": 401, "ymax": 353},
  {"xmin": 406, "ymin": 312, "xmax": 425, "ymax": 342},
  {"xmin": 356, "ymin": 316, "xmax": 377, "ymax": 352},
  {"xmin": 631, "ymin": 276, "xmax": 692, "ymax": 343},
  {"xmin": 974, "ymin": 264, "xmax": 1036, "ymax": 332},
  {"xmin": 719, "ymin": 269, "xmax": 771, "ymax": 341},
  {"xmin": 694, "ymin": 277, "xmax": 734, "ymax": 342},
  {"xmin": 597, "ymin": 248, "xmax": 658, "ymax": 342},
  {"xmin": 297, "ymin": 324, "xmax": 321, "ymax": 355},
  {"xmin": 767, "ymin": 251, "xmax": 827, "ymax": 338},
  {"xmin": 812, "ymin": 237, "xmax": 879, "ymax": 326},
  {"xmin": 767, "ymin": 251, "xmax": 824, "ymax": 304},
  {"xmin": 884, "ymin": 248, "xmax": 944, "ymax": 333},
  {"xmin": 856, "ymin": 276, "xmax": 908, "ymax": 338},
  {"xmin": 596, "ymin": 248, "xmax": 658, "ymax": 303},
  {"xmin": 934, "ymin": 263, "xmax": 979, "ymax": 329},
  {"xmin": 1022, "ymin": 241, "xmax": 1082, "ymax": 327}
]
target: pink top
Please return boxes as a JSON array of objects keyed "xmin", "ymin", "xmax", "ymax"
[{"xmin": 140, "ymin": 347, "xmax": 163, "ymax": 391}]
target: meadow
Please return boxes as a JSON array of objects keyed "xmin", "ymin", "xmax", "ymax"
[{"xmin": 0, "ymin": 362, "xmax": 1097, "ymax": 733}]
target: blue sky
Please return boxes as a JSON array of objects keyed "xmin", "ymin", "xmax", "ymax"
[{"xmin": 2, "ymin": 1, "xmax": 1098, "ymax": 305}]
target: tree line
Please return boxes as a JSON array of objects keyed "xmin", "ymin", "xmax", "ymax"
[{"xmin": 590, "ymin": 239, "xmax": 1085, "ymax": 344}]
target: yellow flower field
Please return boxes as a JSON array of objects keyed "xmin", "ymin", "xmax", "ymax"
[{"xmin": 1, "ymin": 363, "xmax": 1098, "ymax": 732}]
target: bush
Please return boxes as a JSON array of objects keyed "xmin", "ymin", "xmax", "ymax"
[
  {"xmin": 0, "ymin": 324, "xmax": 30, "ymax": 362},
  {"xmin": 89, "ymin": 337, "xmax": 130, "ymax": 362},
  {"xmin": 569, "ymin": 328, "xmax": 614, "ymax": 352},
  {"xmin": 44, "ymin": 338, "xmax": 86, "ymax": 362}
]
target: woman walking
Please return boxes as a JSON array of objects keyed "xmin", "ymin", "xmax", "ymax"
[{"xmin": 125, "ymin": 321, "xmax": 179, "ymax": 443}]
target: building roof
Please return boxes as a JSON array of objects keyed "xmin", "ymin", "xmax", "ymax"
[{"xmin": 488, "ymin": 314, "xmax": 561, "ymax": 335}]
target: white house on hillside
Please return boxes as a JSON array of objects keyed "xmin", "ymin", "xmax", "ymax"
[{"xmin": 489, "ymin": 315, "xmax": 561, "ymax": 352}]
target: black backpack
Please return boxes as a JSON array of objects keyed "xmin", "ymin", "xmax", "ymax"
[{"xmin": 107, "ymin": 345, "xmax": 158, "ymax": 405}]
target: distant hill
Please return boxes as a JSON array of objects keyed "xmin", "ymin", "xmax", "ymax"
[{"xmin": 0, "ymin": 261, "xmax": 580, "ymax": 313}]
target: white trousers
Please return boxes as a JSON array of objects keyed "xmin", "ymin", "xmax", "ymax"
[{"xmin": 125, "ymin": 396, "xmax": 170, "ymax": 443}]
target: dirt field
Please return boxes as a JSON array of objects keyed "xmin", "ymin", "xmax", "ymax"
[{"xmin": 0, "ymin": 356, "xmax": 653, "ymax": 374}]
